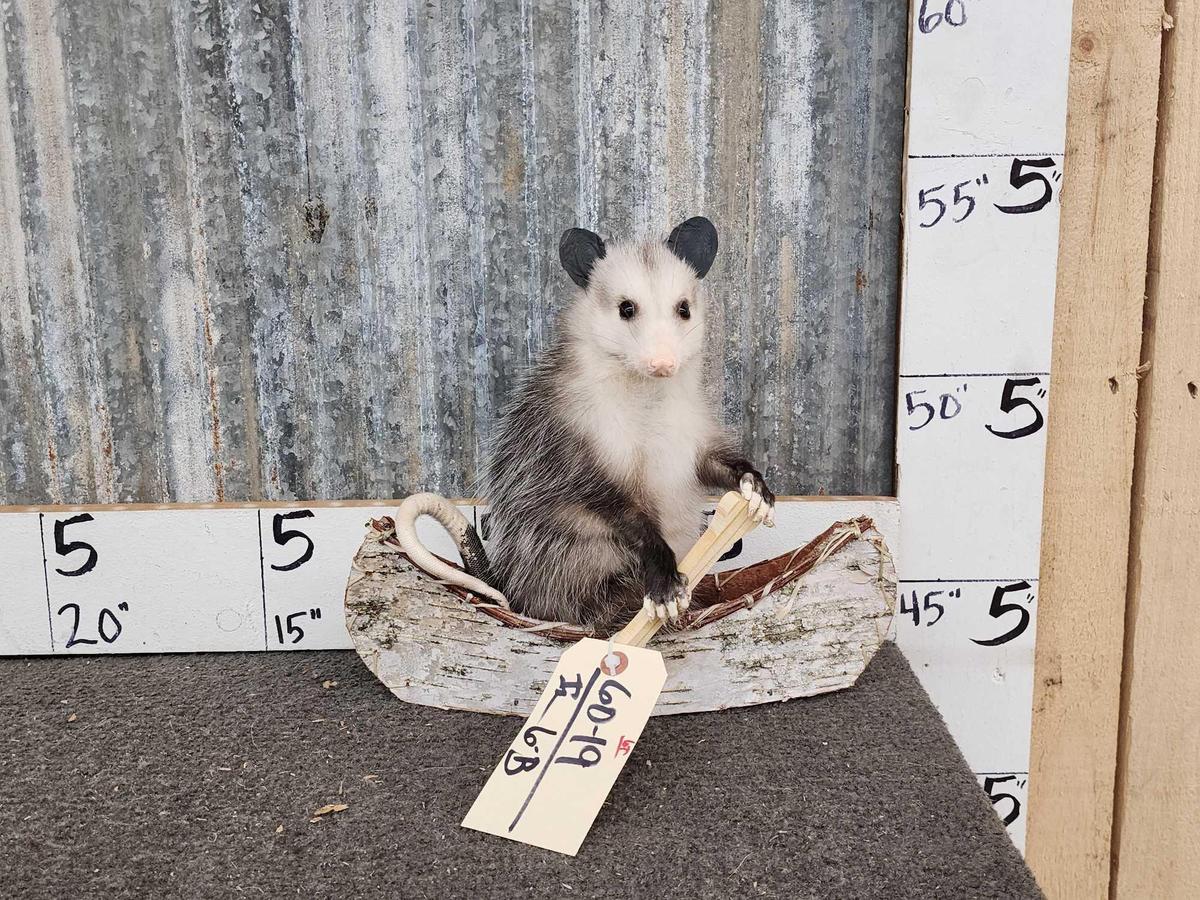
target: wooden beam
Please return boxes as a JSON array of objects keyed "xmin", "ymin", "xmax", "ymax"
[
  {"xmin": 1111, "ymin": 5, "xmax": 1200, "ymax": 895},
  {"xmin": 1026, "ymin": 2, "xmax": 1165, "ymax": 896}
]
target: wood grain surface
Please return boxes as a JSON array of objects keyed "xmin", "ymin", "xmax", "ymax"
[
  {"xmin": 1026, "ymin": 2, "xmax": 1165, "ymax": 896},
  {"xmin": 1112, "ymin": 4, "xmax": 1200, "ymax": 895}
]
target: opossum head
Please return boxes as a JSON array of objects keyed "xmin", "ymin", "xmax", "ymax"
[{"xmin": 558, "ymin": 217, "xmax": 718, "ymax": 380}]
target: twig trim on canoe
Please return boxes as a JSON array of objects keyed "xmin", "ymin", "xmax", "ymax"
[{"xmin": 357, "ymin": 515, "xmax": 886, "ymax": 643}]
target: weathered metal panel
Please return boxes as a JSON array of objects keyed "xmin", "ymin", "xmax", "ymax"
[{"xmin": 0, "ymin": 0, "xmax": 906, "ymax": 505}]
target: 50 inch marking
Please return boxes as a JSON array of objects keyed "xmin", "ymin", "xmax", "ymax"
[{"xmin": 904, "ymin": 375, "xmax": 1048, "ymax": 439}]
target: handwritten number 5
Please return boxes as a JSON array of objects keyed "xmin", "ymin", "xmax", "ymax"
[
  {"xmin": 923, "ymin": 592, "xmax": 945, "ymax": 626},
  {"xmin": 972, "ymin": 581, "xmax": 1032, "ymax": 647},
  {"xmin": 54, "ymin": 514, "xmax": 98, "ymax": 577},
  {"xmin": 983, "ymin": 776, "xmax": 1022, "ymax": 826},
  {"xmin": 271, "ymin": 510, "xmax": 315, "ymax": 571},
  {"xmin": 275, "ymin": 612, "xmax": 307, "ymax": 644},
  {"xmin": 995, "ymin": 158, "xmax": 1057, "ymax": 215},
  {"xmin": 986, "ymin": 377, "xmax": 1045, "ymax": 440},
  {"xmin": 905, "ymin": 390, "xmax": 936, "ymax": 430},
  {"xmin": 951, "ymin": 180, "xmax": 976, "ymax": 222},
  {"xmin": 918, "ymin": 185, "xmax": 947, "ymax": 228}
]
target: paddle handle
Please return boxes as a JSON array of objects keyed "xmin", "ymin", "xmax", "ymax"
[{"xmin": 612, "ymin": 491, "xmax": 760, "ymax": 648}]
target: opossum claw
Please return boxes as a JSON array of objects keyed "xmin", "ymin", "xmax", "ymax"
[
  {"xmin": 739, "ymin": 471, "xmax": 776, "ymax": 526},
  {"xmin": 741, "ymin": 476, "xmax": 766, "ymax": 522},
  {"xmin": 644, "ymin": 572, "xmax": 688, "ymax": 622},
  {"xmin": 643, "ymin": 594, "xmax": 670, "ymax": 621},
  {"xmin": 740, "ymin": 473, "xmax": 755, "ymax": 501}
]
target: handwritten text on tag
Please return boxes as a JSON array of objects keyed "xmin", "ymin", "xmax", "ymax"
[{"xmin": 461, "ymin": 637, "xmax": 666, "ymax": 856}]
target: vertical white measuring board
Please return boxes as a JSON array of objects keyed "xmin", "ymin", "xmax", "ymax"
[{"xmin": 895, "ymin": 0, "xmax": 1074, "ymax": 852}]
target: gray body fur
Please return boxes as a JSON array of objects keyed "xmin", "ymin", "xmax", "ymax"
[{"xmin": 483, "ymin": 341, "xmax": 761, "ymax": 633}]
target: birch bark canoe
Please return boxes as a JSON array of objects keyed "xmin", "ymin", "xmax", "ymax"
[{"xmin": 345, "ymin": 516, "xmax": 897, "ymax": 717}]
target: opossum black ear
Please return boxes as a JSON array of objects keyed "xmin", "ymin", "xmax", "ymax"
[
  {"xmin": 666, "ymin": 216, "xmax": 718, "ymax": 278},
  {"xmin": 559, "ymin": 228, "xmax": 606, "ymax": 288}
]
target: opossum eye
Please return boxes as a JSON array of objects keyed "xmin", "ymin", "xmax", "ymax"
[
  {"xmin": 618, "ymin": 299, "xmax": 637, "ymax": 320},
  {"xmin": 676, "ymin": 299, "xmax": 691, "ymax": 320}
]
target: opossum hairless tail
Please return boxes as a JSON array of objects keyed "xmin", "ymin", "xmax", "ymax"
[{"xmin": 393, "ymin": 493, "xmax": 506, "ymax": 605}]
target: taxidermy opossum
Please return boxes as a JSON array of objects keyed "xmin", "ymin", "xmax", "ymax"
[{"xmin": 396, "ymin": 216, "xmax": 775, "ymax": 635}]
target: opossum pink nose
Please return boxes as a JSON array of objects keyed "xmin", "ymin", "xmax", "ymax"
[{"xmin": 647, "ymin": 356, "xmax": 678, "ymax": 377}]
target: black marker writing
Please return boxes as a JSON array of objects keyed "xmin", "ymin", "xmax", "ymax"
[
  {"xmin": 905, "ymin": 385, "xmax": 966, "ymax": 430},
  {"xmin": 995, "ymin": 158, "xmax": 1060, "ymax": 215},
  {"xmin": 983, "ymin": 775, "xmax": 1024, "ymax": 826},
  {"xmin": 899, "ymin": 588, "xmax": 956, "ymax": 627},
  {"xmin": 918, "ymin": 0, "xmax": 969, "ymax": 34},
  {"xmin": 273, "ymin": 607, "xmax": 322, "ymax": 645},
  {"xmin": 972, "ymin": 581, "xmax": 1034, "ymax": 646},
  {"xmin": 53, "ymin": 514, "xmax": 98, "ymax": 577},
  {"xmin": 985, "ymin": 377, "xmax": 1046, "ymax": 440},
  {"xmin": 271, "ymin": 510, "xmax": 315, "ymax": 571},
  {"xmin": 57, "ymin": 601, "xmax": 129, "ymax": 648}
]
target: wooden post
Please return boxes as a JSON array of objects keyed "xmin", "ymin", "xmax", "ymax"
[
  {"xmin": 1026, "ymin": 1, "xmax": 1165, "ymax": 896},
  {"xmin": 1111, "ymin": 5, "xmax": 1200, "ymax": 895}
]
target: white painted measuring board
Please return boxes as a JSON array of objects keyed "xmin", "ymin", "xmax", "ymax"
[
  {"xmin": 894, "ymin": 0, "xmax": 1074, "ymax": 852},
  {"xmin": 0, "ymin": 505, "xmax": 434, "ymax": 655},
  {"xmin": 0, "ymin": 499, "xmax": 899, "ymax": 655}
]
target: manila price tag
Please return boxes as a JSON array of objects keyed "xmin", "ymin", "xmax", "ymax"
[{"xmin": 461, "ymin": 637, "xmax": 666, "ymax": 856}]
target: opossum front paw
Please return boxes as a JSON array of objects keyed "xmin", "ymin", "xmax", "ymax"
[
  {"xmin": 642, "ymin": 571, "xmax": 690, "ymax": 622},
  {"xmin": 739, "ymin": 471, "xmax": 776, "ymax": 526}
]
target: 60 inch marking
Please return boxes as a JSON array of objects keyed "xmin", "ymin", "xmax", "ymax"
[{"xmin": 917, "ymin": 0, "xmax": 973, "ymax": 34}]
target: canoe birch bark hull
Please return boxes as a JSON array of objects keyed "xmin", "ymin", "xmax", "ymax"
[{"xmin": 345, "ymin": 517, "xmax": 897, "ymax": 717}]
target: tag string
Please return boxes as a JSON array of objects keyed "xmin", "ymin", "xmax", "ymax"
[{"xmin": 604, "ymin": 635, "xmax": 619, "ymax": 673}]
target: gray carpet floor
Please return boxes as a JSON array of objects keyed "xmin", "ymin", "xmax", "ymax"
[{"xmin": 0, "ymin": 643, "xmax": 1040, "ymax": 899}]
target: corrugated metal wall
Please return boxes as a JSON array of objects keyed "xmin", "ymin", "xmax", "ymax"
[{"xmin": 0, "ymin": 0, "xmax": 906, "ymax": 505}]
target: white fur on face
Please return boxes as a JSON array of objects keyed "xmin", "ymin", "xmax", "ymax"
[
  {"xmin": 555, "ymin": 239, "xmax": 719, "ymax": 557},
  {"xmin": 566, "ymin": 241, "xmax": 706, "ymax": 382},
  {"xmin": 559, "ymin": 338, "xmax": 719, "ymax": 561}
]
